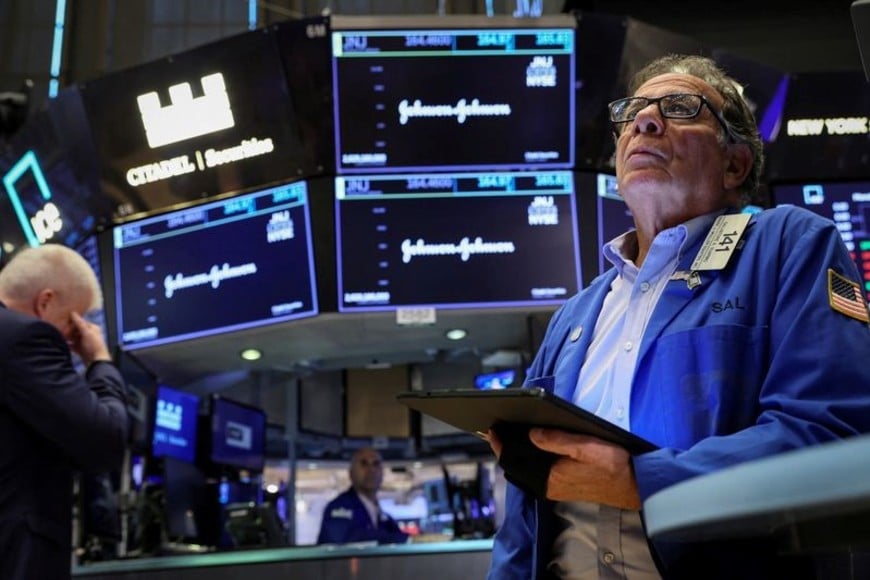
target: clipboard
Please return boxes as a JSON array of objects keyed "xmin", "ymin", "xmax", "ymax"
[{"xmin": 397, "ymin": 387, "xmax": 657, "ymax": 455}]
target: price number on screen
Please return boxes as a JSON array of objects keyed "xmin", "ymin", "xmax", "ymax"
[
  {"xmin": 535, "ymin": 173, "xmax": 570, "ymax": 188},
  {"xmin": 477, "ymin": 175, "xmax": 514, "ymax": 189},
  {"xmin": 477, "ymin": 32, "xmax": 513, "ymax": 48},
  {"xmin": 405, "ymin": 34, "xmax": 452, "ymax": 48},
  {"xmin": 407, "ymin": 177, "xmax": 454, "ymax": 190},
  {"xmin": 535, "ymin": 31, "xmax": 571, "ymax": 48}
]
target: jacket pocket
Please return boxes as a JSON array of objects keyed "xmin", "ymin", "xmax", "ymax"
[{"xmin": 634, "ymin": 324, "xmax": 768, "ymax": 448}]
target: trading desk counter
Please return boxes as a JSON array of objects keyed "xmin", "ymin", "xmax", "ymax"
[
  {"xmin": 643, "ymin": 434, "xmax": 870, "ymax": 550},
  {"xmin": 73, "ymin": 538, "xmax": 494, "ymax": 580}
]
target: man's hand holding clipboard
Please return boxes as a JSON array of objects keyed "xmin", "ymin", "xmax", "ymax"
[{"xmin": 398, "ymin": 387, "xmax": 656, "ymax": 505}]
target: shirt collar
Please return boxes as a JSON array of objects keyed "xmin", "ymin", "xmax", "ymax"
[{"xmin": 603, "ymin": 208, "xmax": 729, "ymax": 276}]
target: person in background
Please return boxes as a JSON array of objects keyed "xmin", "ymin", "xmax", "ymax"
[
  {"xmin": 317, "ymin": 447, "xmax": 409, "ymax": 545},
  {"xmin": 0, "ymin": 244, "xmax": 128, "ymax": 580},
  {"xmin": 487, "ymin": 54, "xmax": 870, "ymax": 579}
]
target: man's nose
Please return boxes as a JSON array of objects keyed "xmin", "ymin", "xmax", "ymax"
[{"xmin": 631, "ymin": 104, "xmax": 665, "ymax": 135}]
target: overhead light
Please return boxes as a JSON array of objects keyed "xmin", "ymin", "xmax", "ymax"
[
  {"xmin": 445, "ymin": 328, "xmax": 467, "ymax": 341},
  {"xmin": 240, "ymin": 348, "xmax": 262, "ymax": 361}
]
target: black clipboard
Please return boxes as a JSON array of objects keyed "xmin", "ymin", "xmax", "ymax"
[{"xmin": 397, "ymin": 387, "xmax": 657, "ymax": 455}]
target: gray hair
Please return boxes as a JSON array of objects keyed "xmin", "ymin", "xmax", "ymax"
[
  {"xmin": 628, "ymin": 54, "xmax": 764, "ymax": 203},
  {"xmin": 0, "ymin": 244, "xmax": 102, "ymax": 311}
]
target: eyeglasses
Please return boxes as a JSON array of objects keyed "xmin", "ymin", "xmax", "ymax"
[{"xmin": 608, "ymin": 93, "xmax": 736, "ymax": 141}]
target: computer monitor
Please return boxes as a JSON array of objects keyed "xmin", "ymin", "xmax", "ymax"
[
  {"xmin": 151, "ymin": 384, "xmax": 199, "ymax": 464},
  {"xmin": 209, "ymin": 396, "xmax": 267, "ymax": 472}
]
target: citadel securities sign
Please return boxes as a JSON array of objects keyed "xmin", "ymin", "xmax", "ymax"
[
  {"xmin": 79, "ymin": 26, "xmax": 315, "ymax": 216},
  {"xmin": 125, "ymin": 72, "xmax": 276, "ymax": 187}
]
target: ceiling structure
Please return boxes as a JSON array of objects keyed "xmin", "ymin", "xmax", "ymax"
[
  {"xmin": 131, "ymin": 306, "xmax": 556, "ymax": 386},
  {"xmin": 572, "ymin": 0, "xmax": 863, "ymax": 74}
]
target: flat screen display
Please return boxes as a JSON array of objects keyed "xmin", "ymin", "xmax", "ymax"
[
  {"xmin": 335, "ymin": 170, "xmax": 582, "ymax": 311},
  {"xmin": 772, "ymin": 180, "xmax": 870, "ymax": 300},
  {"xmin": 765, "ymin": 71, "xmax": 870, "ymax": 182},
  {"xmin": 331, "ymin": 25, "xmax": 575, "ymax": 173},
  {"xmin": 210, "ymin": 396, "xmax": 266, "ymax": 471},
  {"xmin": 272, "ymin": 16, "xmax": 335, "ymax": 175},
  {"xmin": 80, "ymin": 28, "xmax": 311, "ymax": 214},
  {"xmin": 152, "ymin": 385, "xmax": 199, "ymax": 463},
  {"xmin": 474, "ymin": 369, "xmax": 517, "ymax": 390},
  {"xmin": 113, "ymin": 180, "xmax": 318, "ymax": 350},
  {"xmin": 0, "ymin": 87, "xmax": 109, "ymax": 257}
]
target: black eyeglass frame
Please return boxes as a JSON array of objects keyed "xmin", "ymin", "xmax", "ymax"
[{"xmin": 608, "ymin": 93, "xmax": 738, "ymax": 142}]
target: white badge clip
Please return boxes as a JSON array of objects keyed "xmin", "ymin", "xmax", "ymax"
[
  {"xmin": 671, "ymin": 270, "xmax": 702, "ymax": 290},
  {"xmin": 690, "ymin": 213, "xmax": 751, "ymax": 271}
]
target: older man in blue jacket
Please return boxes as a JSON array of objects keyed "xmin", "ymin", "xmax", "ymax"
[
  {"xmin": 0, "ymin": 244, "xmax": 128, "ymax": 580},
  {"xmin": 488, "ymin": 54, "xmax": 870, "ymax": 579}
]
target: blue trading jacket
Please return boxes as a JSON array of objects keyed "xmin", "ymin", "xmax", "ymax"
[
  {"xmin": 489, "ymin": 206, "xmax": 870, "ymax": 579},
  {"xmin": 317, "ymin": 487, "xmax": 408, "ymax": 545}
]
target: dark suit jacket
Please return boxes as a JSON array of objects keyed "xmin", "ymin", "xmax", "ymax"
[
  {"xmin": 0, "ymin": 303, "xmax": 128, "ymax": 580},
  {"xmin": 317, "ymin": 488, "xmax": 408, "ymax": 545}
]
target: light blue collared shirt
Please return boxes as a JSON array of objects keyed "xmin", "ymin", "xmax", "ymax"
[
  {"xmin": 572, "ymin": 211, "xmax": 720, "ymax": 429},
  {"xmin": 550, "ymin": 209, "xmax": 723, "ymax": 580}
]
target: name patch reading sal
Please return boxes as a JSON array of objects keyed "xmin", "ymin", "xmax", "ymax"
[
  {"xmin": 828, "ymin": 269, "xmax": 870, "ymax": 323},
  {"xmin": 691, "ymin": 214, "xmax": 751, "ymax": 271}
]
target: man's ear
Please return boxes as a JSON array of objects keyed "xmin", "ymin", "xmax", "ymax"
[
  {"xmin": 33, "ymin": 288, "xmax": 54, "ymax": 317},
  {"xmin": 723, "ymin": 142, "xmax": 753, "ymax": 192}
]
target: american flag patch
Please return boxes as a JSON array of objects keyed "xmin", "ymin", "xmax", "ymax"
[{"xmin": 828, "ymin": 269, "xmax": 870, "ymax": 323}]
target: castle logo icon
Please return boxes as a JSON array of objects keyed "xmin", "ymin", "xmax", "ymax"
[{"xmin": 137, "ymin": 72, "xmax": 235, "ymax": 148}]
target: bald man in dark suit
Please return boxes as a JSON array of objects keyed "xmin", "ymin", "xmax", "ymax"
[{"xmin": 0, "ymin": 244, "xmax": 128, "ymax": 580}]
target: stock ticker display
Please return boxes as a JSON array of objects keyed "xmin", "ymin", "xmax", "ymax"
[
  {"xmin": 113, "ymin": 180, "xmax": 318, "ymax": 350},
  {"xmin": 335, "ymin": 170, "xmax": 582, "ymax": 311},
  {"xmin": 773, "ymin": 181, "xmax": 870, "ymax": 300},
  {"xmin": 331, "ymin": 26, "xmax": 575, "ymax": 173}
]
